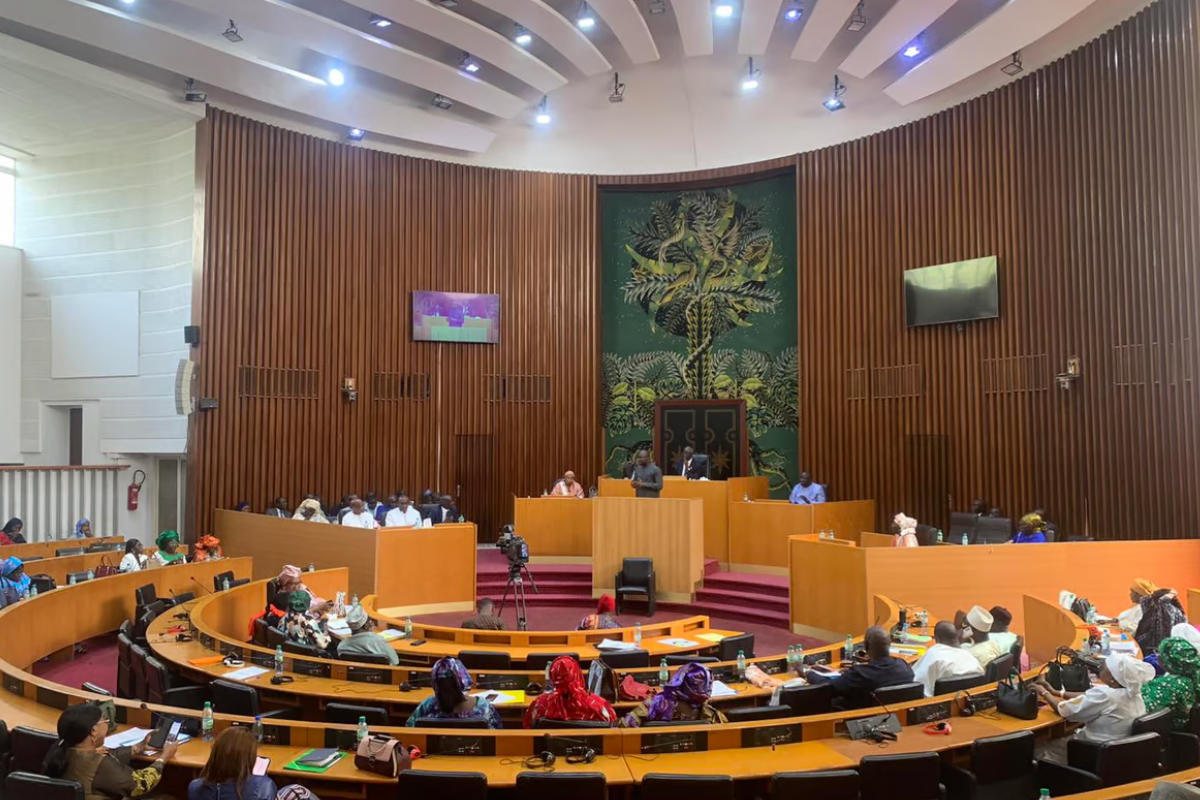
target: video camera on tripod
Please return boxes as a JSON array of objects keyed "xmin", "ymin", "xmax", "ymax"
[
  {"xmin": 496, "ymin": 525, "xmax": 529, "ymax": 574},
  {"xmin": 495, "ymin": 525, "xmax": 537, "ymax": 630}
]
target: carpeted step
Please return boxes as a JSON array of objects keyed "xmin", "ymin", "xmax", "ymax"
[
  {"xmin": 701, "ymin": 573, "xmax": 789, "ymax": 599},
  {"xmin": 703, "ymin": 558, "xmax": 720, "ymax": 576},
  {"xmin": 663, "ymin": 600, "xmax": 790, "ymax": 628},
  {"xmin": 694, "ymin": 586, "xmax": 789, "ymax": 613}
]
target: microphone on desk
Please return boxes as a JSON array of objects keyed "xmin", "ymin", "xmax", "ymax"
[
  {"xmin": 863, "ymin": 691, "xmax": 901, "ymax": 742},
  {"xmin": 189, "ymin": 577, "xmax": 215, "ymax": 596}
]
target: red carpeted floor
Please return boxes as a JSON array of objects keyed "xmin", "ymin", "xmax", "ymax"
[{"xmin": 34, "ymin": 634, "xmax": 119, "ymax": 694}]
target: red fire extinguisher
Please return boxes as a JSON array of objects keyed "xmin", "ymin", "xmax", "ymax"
[{"xmin": 127, "ymin": 469, "xmax": 146, "ymax": 511}]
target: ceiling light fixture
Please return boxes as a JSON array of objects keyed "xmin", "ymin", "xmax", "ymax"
[
  {"xmin": 846, "ymin": 1, "xmax": 866, "ymax": 32},
  {"xmin": 434, "ymin": 0, "xmax": 458, "ymax": 7},
  {"xmin": 369, "ymin": 15, "xmax": 393, "ymax": 28},
  {"xmin": 740, "ymin": 57, "xmax": 761, "ymax": 91},
  {"xmin": 1000, "ymin": 50, "xmax": 1023, "ymax": 76},
  {"xmin": 823, "ymin": 73, "xmax": 846, "ymax": 111},
  {"xmin": 432, "ymin": 94, "xmax": 454, "ymax": 109},
  {"xmin": 119, "ymin": 0, "xmax": 135, "ymax": 4},
  {"xmin": 535, "ymin": 95, "xmax": 551, "ymax": 125},
  {"xmin": 514, "ymin": 24, "xmax": 532, "ymax": 45},
  {"xmin": 347, "ymin": 128, "xmax": 365, "ymax": 141},
  {"xmin": 609, "ymin": 72, "xmax": 625, "ymax": 103},
  {"xmin": 714, "ymin": 2, "xmax": 734, "ymax": 18},
  {"xmin": 783, "ymin": 6, "xmax": 802, "ymax": 21},
  {"xmin": 902, "ymin": 43, "xmax": 920, "ymax": 58},
  {"xmin": 327, "ymin": 67, "xmax": 345, "ymax": 86},
  {"xmin": 577, "ymin": 2, "xmax": 596, "ymax": 30},
  {"xmin": 647, "ymin": 0, "xmax": 667, "ymax": 13},
  {"xmin": 222, "ymin": 19, "xmax": 243, "ymax": 43},
  {"xmin": 183, "ymin": 78, "xmax": 207, "ymax": 103},
  {"xmin": 459, "ymin": 52, "xmax": 480, "ymax": 73}
]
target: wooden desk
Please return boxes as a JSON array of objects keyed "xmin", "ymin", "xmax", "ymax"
[
  {"xmin": 592, "ymin": 496, "xmax": 703, "ymax": 601},
  {"xmin": 728, "ymin": 499, "xmax": 876, "ymax": 573},
  {"xmin": 374, "ymin": 524, "xmax": 475, "ymax": 614},
  {"xmin": 1, "ymin": 535, "xmax": 123, "ymax": 560},
  {"xmin": 513, "ymin": 496, "xmax": 593, "ymax": 558}
]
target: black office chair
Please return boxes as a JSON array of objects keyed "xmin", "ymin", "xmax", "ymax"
[
  {"xmin": 1038, "ymin": 733, "xmax": 1162, "ymax": 795},
  {"xmin": 266, "ymin": 626, "xmax": 286, "ymax": 648},
  {"xmin": 81, "ymin": 682, "xmax": 112, "ymax": 696},
  {"xmin": 412, "ymin": 718, "xmax": 490, "ymax": 729},
  {"xmin": 65, "ymin": 571, "xmax": 91, "ymax": 584},
  {"xmin": 914, "ymin": 524, "xmax": 940, "ymax": 547},
  {"xmin": 722, "ymin": 705, "xmax": 795, "ymax": 723},
  {"xmin": 116, "ymin": 631, "xmax": 134, "ymax": 698},
  {"xmin": 142, "ymin": 656, "xmax": 172, "ymax": 705},
  {"xmin": 943, "ymin": 730, "xmax": 1039, "ymax": 800},
  {"xmin": 614, "ymin": 557, "xmax": 656, "ymax": 615},
  {"xmin": 326, "ymin": 703, "xmax": 389, "ymax": 726},
  {"xmin": 129, "ymin": 643, "xmax": 149, "ymax": 700},
  {"xmin": 533, "ymin": 718, "xmax": 613, "ymax": 729},
  {"xmin": 770, "ymin": 770, "xmax": 859, "ymax": 800},
  {"xmin": 641, "ymin": 773, "xmax": 735, "ymax": 800},
  {"xmin": 398, "ymin": 770, "xmax": 488, "ymax": 800},
  {"xmin": 283, "ymin": 640, "xmax": 324, "ymax": 658},
  {"xmin": 251, "ymin": 618, "xmax": 269, "ymax": 646},
  {"xmin": 134, "ymin": 583, "xmax": 164, "ymax": 608},
  {"xmin": 340, "ymin": 652, "xmax": 395, "ymax": 666},
  {"xmin": 10, "ymin": 727, "xmax": 58, "ymax": 773},
  {"xmin": 210, "ymin": 679, "xmax": 293, "ymax": 720},
  {"xmin": 859, "ymin": 752, "xmax": 945, "ymax": 800},
  {"xmin": 55, "ymin": 547, "xmax": 84, "ymax": 557},
  {"xmin": 599, "ymin": 649, "xmax": 650, "ymax": 669},
  {"xmin": 213, "ymin": 571, "xmax": 235, "ymax": 592},
  {"xmin": 779, "ymin": 682, "xmax": 834, "ymax": 715},
  {"xmin": 1068, "ymin": 709, "xmax": 1170, "ymax": 776},
  {"xmin": 5, "ymin": 772, "xmax": 83, "ymax": 800},
  {"xmin": 457, "ymin": 650, "xmax": 512, "ymax": 670},
  {"xmin": 871, "ymin": 682, "xmax": 925, "ymax": 705},
  {"xmin": 132, "ymin": 602, "xmax": 165, "ymax": 645},
  {"xmin": 716, "ymin": 633, "xmax": 755, "ymax": 661},
  {"xmin": 515, "ymin": 772, "xmax": 607, "ymax": 800},
  {"xmin": 983, "ymin": 653, "xmax": 1014, "ymax": 682},
  {"xmin": 29, "ymin": 574, "xmax": 55, "ymax": 594},
  {"xmin": 932, "ymin": 673, "xmax": 987, "ymax": 695},
  {"xmin": 525, "ymin": 652, "xmax": 579, "ymax": 671},
  {"xmin": 85, "ymin": 543, "xmax": 123, "ymax": 553},
  {"xmin": 664, "ymin": 654, "xmax": 719, "ymax": 666}
]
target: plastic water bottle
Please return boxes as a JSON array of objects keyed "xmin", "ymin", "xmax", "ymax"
[
  {"xmin": 350, "ymin": 594, "xmax": 359, "ymax": 608},
  {"xmin": 222, "ymin": 577, "xmax": 231, "ymax": 591},
  {"xmin": 785, "ymin": 644, "xmax": 795, "ymax": 669},
  {"xmin": 736, "ymin": 650, "xmax": 747, "ymax": 680},
  {"xmin": 356, "ymin": 715, "xmax": 369, "ymax": 745},
  {"xmin": 252, "ymin": 715, "xmax": 263, "ymax": 742},
  {"xmin": 274, "ymin": 645, "xmax": 284, "ymax": 678},
  {"xmin": 86, "ymin": 570, "xmax": 94, "ymax": 581},
  {"xmin": 29, "ymin": 584, "xmax": 37, "ymax": 598},
  {"xmin": 334, "ymin": 591, "xmax": 345, "ymax": 617},
  {"xmin": 961, "ymin": 533, "xmax": 969, "ymax": 546},
  {"xmin": 67, "ymin": 574, "xmax": 76, "ymax": 586},
  {"xmin": 743, "ymin": 493, "xmax": 750, "ymax": 502},
  {"xmin": 936, "ymin": 529, "xmax": 944, "ymax": 543},
  {"xmin": 404, "ymin": 617, "xmax": 413, "ymax": 638},
  {"xmin": 843, "ymin": 634, "xmax": 854, "ymax": 662},
  {"xmin": 659, "ymin": 658, "xmax": 669, "ymax": 684},
  {"xmin": 1039, "ymin": 790, "xmax": 1051, "ymax": 800},
  {"xmin": 1101, "ymin": 629, "xmax": 1111, "ymax": 655},
  {"xmin": 544, "ymin": 661, "xmax": 552, "ymax": 683},
  {"xmin": 633, "ymin": 623, "xmax": 642, "ymax": 645},
  {"xmin": 307, "ymin": 562, "xmax": 315, "ymax": 572},
  {"xmin": 201, "ymin": 701, "xmax": 214, "ymax": 741}
]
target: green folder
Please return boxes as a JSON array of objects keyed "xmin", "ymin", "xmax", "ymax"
[{"xmin": 283, "ymin": 749, "xmax": 346, "ymax": 773}]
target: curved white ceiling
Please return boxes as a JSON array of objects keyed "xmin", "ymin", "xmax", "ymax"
[{"xmin": 0, "ymin": 0, "xmax": 1156, "ymax": 171}]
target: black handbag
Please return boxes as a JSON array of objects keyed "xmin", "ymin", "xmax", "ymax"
[
  {"xmin": 996, "ymin": 673, "xmax": 1039, "ymax": 720},
  {"xmin": 1046, "ymin": 647, "xmax": 1091, "ymax": 692}
]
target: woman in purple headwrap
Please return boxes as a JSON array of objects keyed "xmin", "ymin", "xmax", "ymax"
[
  {"xmin": 620, "ymin": 662, "xmax": 728, "ymax": 727},
  {"xmin": 405, "ymin": 657, "xmax": 503, "ymax": 729}
]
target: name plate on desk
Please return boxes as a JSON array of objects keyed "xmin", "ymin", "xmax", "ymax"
[
  {"xmin": 426, "ymin": 735, "xmax": 496, "ymax": 757},
  {"xmin": 292, "ymin": 659, "xmax": 331, "ymax": 678},
  {"xmin": 542, "ymin": 733, "xmax": 607, "ymax": 756},
  {"xmin": 969, "ymin": 689, "xmax": 998, "ymax": 712},
  {"xmin": 476, "ymin": 675, "xmax": 523, "ymax": 691},
  {"xmin": 907, "ymin": 701, "xmax": 951, "ymax": 725},
  {"xmin": 741, "ymin": 722, "xmax": 802, "ymax": 748},
  {"xmin": 641, "ymin": 730, "xmax": 708, "ymax": 754},
  {"xmin": 248, "ymin": 650, "xmax": 275, "ymax": 669},
  {"xmin": 346, "ymin": 666, "xmax": 390, "ymax": 684}
]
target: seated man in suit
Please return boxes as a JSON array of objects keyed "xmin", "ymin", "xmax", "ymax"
[
  {"xmin": 430, "ymin": 494, "xmax": 461, "ymax": 524},
  {"xmin": 789, "ymin": 471, "xmax": 826, "ymax": 504},
  {"xmin": 805, "ymin": 626, "xmax": 914, "ymax": 710},
  {"xmin": 674, "ymin": 446, "xmax": 709, "ymax": 480},
  {"xmin": 265, "ymin": 497, "xmax": 290, "ymax": 518}
]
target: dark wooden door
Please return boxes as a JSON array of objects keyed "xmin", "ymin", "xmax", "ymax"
[{"xmin": 455, "ymin": 433, "xmax": 498, "ymax": 543}]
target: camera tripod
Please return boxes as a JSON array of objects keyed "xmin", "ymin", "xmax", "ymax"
[{"xmin": 497, "ymin": 561, "xmax": 539, "ymax": 631}]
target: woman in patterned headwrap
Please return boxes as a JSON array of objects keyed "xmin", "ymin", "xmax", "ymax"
[
  {"xmin": 405, "ymin": 657, "xmax": 503, "ymax": 729},
  {"xmin": 523, "ymin": 656, "xmax": 616, "ymax": 728},
  {"xmin": 291, "ymin": 498, "xmax": 329, "ymax": 524},
  {"xmin": 1142, "ymin": 637, "xmax": 1200, "ymax": 729},
  {"xmin": 1119, "ymin": 578, "xmax": 1159, "ymax": 636},
  {"xmin": 1011, "ymin": 512, "xmax": 1047, "ymax": 544},
  {"xmin": 281, "ymin": 591, "xmax": 331, "ymax": 652},
  {"xmin": 0, "ymin": 557, "xmax": 31, "ymax": 606},
  {"xmin": 621, "ymin": 662, "xmax": 728, "ymax": 727},
  {"xmin": 275, "ymin": 565, "xmax": 326, "ymax": 614},
  {"xmin": 1136, "ymin": 587, "xmax": 1188, "ymax": 656},
  {"xmin": 891, "ymin": 513, "xmax": 918, "ymax": 548},
  {"xmin": 152, "ymin": 530, "xmax": 186, "ymax": 566},
  {"xmin": 73, "ymin": 518, "xmax": 92, "ymax": 539}
]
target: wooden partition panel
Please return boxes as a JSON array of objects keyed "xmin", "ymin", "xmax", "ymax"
[
  {"xmin": 858, "ymin": 532, "xmax": 897, "ymax": 548},
  {"xmin": 512, "ymin": 497, "xmax": 592, "ymax": 557},
  {"xmin": 374, "ymin": 525, "xmax": 475, "ymax": 613},
  {"xmin": 788, "ymin": 538, "xmax": 870, "ymax": 639},
  {"xmin": 730, "ymin": 501, "xmax": 812, "ymax": 571},
  {"xmin": 1024, "ymin": 594, "xmax": 1086, "ymax": 665},
  {"xmin": 214, "ymin": 510, "xmax": 378, "ymax": 598},
  {"xmin": 598, "ymin": 476, "xmax": 733, "ymax": 562},
  {"xmin": 592, "ymin": 497, "xmax": 703, "ymax": 600},
  {"xmin": 812, "ymin": 501, "xmax": 876, "ymax": 542}
]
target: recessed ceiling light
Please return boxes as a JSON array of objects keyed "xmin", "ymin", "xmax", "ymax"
[
  {"xmin": 327, "ymin": 68, "xmax": 345, "ymax": 86},
  {"xmin": 714, "ymin": 3, "xmax": 734, "ymax": 18},
  {"xmin": 459, "ymin": 52, "xmax": 480, "ymax": 73},
  {"xmin": 647, "ymin": 0, "xmax": 666, "ymax": 13},
  {"xmin": 369, "ymin": 15, "xmax": 392, "ymax": 28},
  {"xmin": 535, "ymin": 95, "xmax": 551, "ymax": 125},
  {"xmin": 222, "ymin": 19, "xmax": 242, "ymax": 43},
  {"xmin": 577, "ymin": 2, "xmax": 596, "ymax": 29},
  {"xmin": 902, "ymin": 43, "xmax": 921, "ymax": 58},
  {"xmin": 824, "ymin": 74, "xmax": 846, "ymax": 111},
  {"xmin": 740, "ymin": 57, "xmax": 761, "ymax": 91},
  {"xmin": 1000, "ymin": 51, "xmax": 1023, "ymax": 76},
  {"xmin": 783, "ymin": 6, "xmax": 801, "ymax": 21},
  {"xmin": 846, "ymin": 1, "xmax": 866, "ymax": 32},
  {"xmin": 347, "ymin": 128, "xmax": 365, "ymax": 141},
  {"xmin": 514, "ymin": 25, "xmax": 532, "ymax": 46},
  {"xmin": 119, "ymin": 0, "xmax": 135, "ymax": 4},
  {"xmin": 432, "ymin": 94, "xmax": 454, "ymax": 110}
]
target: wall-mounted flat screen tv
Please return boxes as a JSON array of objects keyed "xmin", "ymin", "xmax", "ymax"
[
  {"xmin": 904, "ymin": 256, "xmax": 999, "ymax": 327},
  {"xmin": 412, "ymin": 291, "xmax": 500, "ymax": 343}
]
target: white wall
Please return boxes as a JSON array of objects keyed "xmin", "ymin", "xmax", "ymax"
[
  {"xmin": 14, "ymin": 124, "xmax": 195, "ymax": 544},
  {"xmin": 0, "ymin": 246, "xmax": 20, "ymax": 463}
]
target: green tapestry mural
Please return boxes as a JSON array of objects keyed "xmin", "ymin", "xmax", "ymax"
[{"xmin": 600, "ymin": 172, "xmax": 798, "ymax": 495}]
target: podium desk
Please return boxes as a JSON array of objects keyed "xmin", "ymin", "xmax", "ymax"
[
  {"xmin": 591, "ymin": 496, "xmax": 704, "ymax": 602},
  {"xmin": 727, "ymin": 499, "xmax": 876, "ymax": 572},
  {"xmin": 512, "ymin": 496, "xmax": 592, "ymax": 558},
  {"xmin": 597, "ymin": 475, "xmax": 768, "ymax": 564}
]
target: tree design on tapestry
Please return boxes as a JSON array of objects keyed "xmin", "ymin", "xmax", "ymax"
[{"xmin": 601, "ymin": 181, "xmax": 799, "ymax": 494}]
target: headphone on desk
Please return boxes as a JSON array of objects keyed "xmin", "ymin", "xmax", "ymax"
[
  {"xmin": 523, "ymin": 746, "xmax": 596, "ymax": 768},
  {"xmin": 221, "ymin": 653, "xmax": 244, "ymax": 667}
]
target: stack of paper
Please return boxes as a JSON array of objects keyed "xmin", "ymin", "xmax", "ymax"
[
  {"xmin": 595, "ymin": 639, "xmax": 638, "ymax": 651},
  {"xmin": 223, "ymin": 666, "xmax": 269, "ymax": 681},
  {"xmin": 105, "ymin": 728, "xmax": 152, "ymax": 749},
  {"xmin": 378, "ymin": 629, "xmax": 406, "ymax": 641},
  {"xmin": 710, "ymin": 681, "xmax": 738, "ymax": 697},
  {"xmin": 658, "ymin": 638, "xmax": 699, "ymax": 648}
]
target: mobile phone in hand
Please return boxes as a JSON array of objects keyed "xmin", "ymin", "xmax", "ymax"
[
  {"xmin": 253, "ymin": 756, "xmax": 270, "ymax": 776},
  {"xmin": 166, "ymin": 720, "xmax": 183, "ymax": 744}
]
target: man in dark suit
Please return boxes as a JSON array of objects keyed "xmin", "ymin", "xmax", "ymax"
[
  {"xmin": 429, "ymin": 494, "xmax": 461, "ymax": 524},
  {"xmin": 673, "ymin": 446, "xmax": 709, "ymax": 480},
  {"xmin": 805, "ymin": 626, "xmax": 914, "ymax": 710}
]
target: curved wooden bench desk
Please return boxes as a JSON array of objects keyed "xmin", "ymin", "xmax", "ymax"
[{"xmin": 0, "ymin": 535, "xmax": 124, "ymax": 560}]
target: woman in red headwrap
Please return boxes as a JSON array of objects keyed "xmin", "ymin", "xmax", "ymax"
[
  {"xmin": 523, "ymin": 656, "xmax": 617, "ymax": 728},
  {"xmin": 577, "ymin": 594, "xmax": 620, "ymax": 631}
]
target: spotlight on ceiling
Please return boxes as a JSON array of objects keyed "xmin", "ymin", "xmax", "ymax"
[
  {"xmin": 577, "ymin": 1, "xmax": 596, "ymax": 29},
  {"xmin": 783, "ymin": 6, "xmax": 802, "ymax": 21},
  {"xmin": 222, "ymin": 19, "xmax": 243, "ymax": 43},
  {"xmin": 458, "ymin": 52, "xmax": 480, "ymax": 73},
  {"xmin": 647, "ymin": 0, "xmax": 667, "ymax": 13},
  {"xmin": 432, "ymin": 94, "xmax": 454, "ymax": 110},
  {"xmin": 740, "ymin": 57, "xmax": 761, "ymax": 91},
  {"xmin": 713, "ymin": 2, "xmax": 734, "ymax": 18},
  {"xmin": 846, "ymin": 1, "xmax": 866, "ymax": 32},
  {"xmin": 369, "ymin": 15, "xmax": 393, "ymax": 27},
  {"xmin": 514, "ymin": 24, "xmax": 532, "ymax": 45},
  {"xmin": 609, "ymin": 72, "xmax": 625, "ymax": 103},
  {"xmin": 823, "ymin": 74, "xmax": 846, "ymax": 111},
  {"xmin": 119, "ymin": 0, "xmax": 135, "ymax": 4},
  {"xmin": 902, "ymin": 43, "xmax": 920, "ymax": 58},
  {"xmin": 347, "ymin": 128, "xmax": 365, "ymax": 141},
  {"xmin": 434, "ymin": 0, "xmax": 458, "ymax": 7},
  {"xmin": 327, "ymin": 67, "xmax": 345, "ymax": 86},
  {"xmin": 1001, "ymin": 50, "xmax": 1023, "ymax": 76},
  {"xmin": 183, "ymin": 78, "xmax": 207, "ymax": 103},
  {"xmin": 535, "ymin": 95, "xmax": 552, "ymax": 125}
]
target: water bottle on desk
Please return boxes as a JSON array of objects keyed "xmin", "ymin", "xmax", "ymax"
[
  {"xmin": 659, "ymin": 659, "xmax": 669, "ymax": 684},
  {"xmin": 201, "ymin": 701, "xmax": 214, "ymax": 741},
  {"xmin": 843, "ymin": 634, "xmax": 854, "ymax": 663},
  {"xmin": 736, "ymin": 650, "xmax": 747, "ymax": 680},
  {"xmin": 350, "ymin": 594, "xmax": 359, "ymax": 608},
  {"xmin": 356, "ymin": 715, "xmax": 369, "ymax": 745},
  {"xmin": 936, "ymin": 529, "xmax": 944, "ymax": 543},
  {"xmin": 307, "ymin": 562, "xmax": 315, "ymax": 572},
  {"xmin": 1101, "ymin": 628, "xmax": 1111, "ymax": 655},
  {"xmin": 786, "ymin": 644, "xmax": 795, "ymax": 670},
  {"xmin": 222, "ymin": 577, "xmax": 230, "ymax": 591},
  {"xmin": 404, "ymin": 617, "xmax": 413, "ymax": 638},
  {"xmin": 544, "ymin": 661, "xmax": 552, "ymax": 683},
  {"xmin": 86, "ymin": 570, "xmax": 94, "ymax": 581},
  {"xmin": 961, "ymin": 533, "xmax": 969, "ymax": 546},
  {"xmin": 252, "ymin": 715, "xmax": 263, "ymax": 743},
  {"xmin": 633, "ymin": 622, "xmax": 642, "ymax": 645},
  {"xmin": 29, "ymin": 584, "xmax": 37, "ymax": 599},
  {"xmin": 274, "ymin": 645, "xmax": 284, "ymax": 678}
]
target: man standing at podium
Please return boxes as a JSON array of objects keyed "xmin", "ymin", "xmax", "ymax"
[{"xmin": 630, "ymin": 450, "xmax": 663, "ymax": 498}]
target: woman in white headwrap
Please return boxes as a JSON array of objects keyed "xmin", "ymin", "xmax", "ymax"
[
  {"xmin": 292, "ymin": 498, "xmax": 329, "ymax": 524},
  {"xmin": 1032, "ymin": 652, "xmax": 1155, "ymax": 762},
  {"xmin": 892, "ymin": 513, "xmax": 918, "ymax": 548}
]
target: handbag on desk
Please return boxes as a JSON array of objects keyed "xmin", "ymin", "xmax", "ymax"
[
  {"xmin": 996, "ymin": 673, "xmax": 1039, "ymax": 720},
  {"xmin": 354, "ymin": 734, "xmax": 409, "ymax": 777},
  {"xmin": 94, "ymin": 557, "xmax": 120, "ymax": 579},
  {"xmin": 1046, "ymin": 647, "xmax": 1091, "ymax": 692}
]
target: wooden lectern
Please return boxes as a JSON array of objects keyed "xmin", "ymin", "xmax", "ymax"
[{"xmin": 590, "ymin": 496, "xmax": 704, "ymax": 602}]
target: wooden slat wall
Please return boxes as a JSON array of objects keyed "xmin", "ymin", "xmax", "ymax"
[
  {"xmin": 796, "ymin": 0, "xmax": 1200, "ymax": 538},
  {"xmin": 193, "ymin": 0, "xmax": 1199, "ymax": 541}
]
